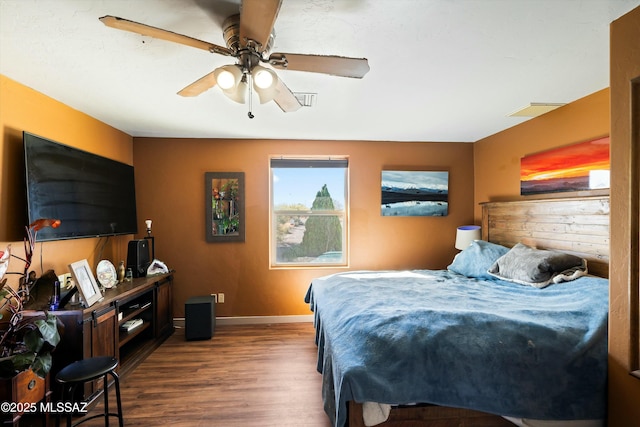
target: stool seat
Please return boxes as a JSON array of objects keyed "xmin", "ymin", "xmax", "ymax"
[
  {"xmin": 56, "ymin": 357, "xmax": 118, "ymax": 384},
  {"xmin": 55, "ymin": 356, "xmax": 123, "ymax": 427}
]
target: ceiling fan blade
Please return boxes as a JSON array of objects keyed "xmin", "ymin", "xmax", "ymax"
[
  {"xmin": 99, "ymin": 15, "xmax": 233, "ymax": 56},
  {"xmin": 239, "ymin": 0, "xmax": 282, "ymax": 52},
  {"xmin": 177, "ymin": 71, "xmax": 218, "ymax": 97},
  {"xmin": 273, "ymin": 79, "xmax": 302, "ymax": 112},
  {"xmin": 269, "ymin": 53, "xmax": 370, "ymax": 78}
]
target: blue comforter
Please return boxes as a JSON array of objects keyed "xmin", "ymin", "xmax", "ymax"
[{"xmin": 304, "ymin": 270, "xmax": 608, "ymax": 427}]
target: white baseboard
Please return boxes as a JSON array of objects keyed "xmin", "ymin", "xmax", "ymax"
[{"xmin": 173, "ymin": 314, "xmax": 313, "ymax": 328}]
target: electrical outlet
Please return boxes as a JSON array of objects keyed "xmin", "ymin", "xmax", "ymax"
[
  {"xmin": 218, "ymin": 293, "xmax": 225, "ymax": 304},
  {"xmin": 210, "ymin": 293, "xmax": 217, "ymax": 303}
]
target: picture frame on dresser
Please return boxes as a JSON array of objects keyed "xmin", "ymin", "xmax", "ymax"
[
  {"xmin": 68, "ymin": 259, "xmax": 103, "ymax": 307},
  {"xmin": 205, "ymin": 172, "xmax": 245, "ymax": 242}
]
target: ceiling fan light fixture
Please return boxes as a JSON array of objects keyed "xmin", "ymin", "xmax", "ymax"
[
  {"xmin": 216, "ymin": 70, "xmax": 235, "ymax": 89},
  {"xmin": 214, "ymin": 65, "xmax": 242, "ymax": 90},
  {"xmin": 252, "ymin": 65, "xmax": 279, "ymax": 104},
  {"xmin": 253, "ymin": 66, "xmax": 276, "ymax": 89},
  {"xmin": 99, "ymin": 2, "xmax": 370, "ymax": 115},
  {"xmin": 213, "ymin": 65, "xmax": 247, "ymax": 103},
  {"xmin": 226, "ymin": 80, "xmax": 248, "ymax": 103}
]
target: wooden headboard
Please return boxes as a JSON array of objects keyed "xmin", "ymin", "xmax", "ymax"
[{"xmin": 481, "ymin": 196, "xmax": 610, "ymax": 278}]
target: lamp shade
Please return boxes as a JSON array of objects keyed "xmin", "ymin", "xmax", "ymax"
[
  {"xmin": 214, "ymin": 65, "xmax": 247, "ymax": 103},
  {"xmin": 252, "ymin": 65, "xmax": 279, "ymax": 104},
  {"xmin": 455, "ymin": 225, "xmax": 481, "ymax": 250},
  {"xmin": 215, "ymin": 70, "xmax": 236, "ymax": 89}
]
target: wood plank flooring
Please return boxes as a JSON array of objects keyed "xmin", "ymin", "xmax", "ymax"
[{"xmin": 80, "ymin": 323, "xmax": 332, "ymax": 427}]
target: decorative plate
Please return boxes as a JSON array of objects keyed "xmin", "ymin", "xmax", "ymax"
[{"xmin": 96, "ymin": 260, "xmax": 118, "ymax": 288}]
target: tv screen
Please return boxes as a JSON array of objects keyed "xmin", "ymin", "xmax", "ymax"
[{"xmin": 23, "ymin": 132, "xmax": 138, "ymax": 241}]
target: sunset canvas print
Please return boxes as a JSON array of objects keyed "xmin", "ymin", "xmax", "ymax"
[{"xmin": 520, "ymin": 136, "xmax": 610, "ymax": 195}]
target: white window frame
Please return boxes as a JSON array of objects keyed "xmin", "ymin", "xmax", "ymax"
[{"xmin": 269, "ymin": 156, "xmax": 349, "ymax": 269}]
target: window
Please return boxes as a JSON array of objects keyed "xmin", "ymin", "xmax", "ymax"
[{"xmin": 270, "ymin": 157, "xmax": 348, "ymax": 268}]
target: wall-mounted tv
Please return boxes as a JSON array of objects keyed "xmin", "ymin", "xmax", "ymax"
[{"xmin": 23, "ymin": 132, "xmax": 138, "ymax": 241}]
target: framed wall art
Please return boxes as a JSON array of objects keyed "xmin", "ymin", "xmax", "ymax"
[
  {"xmin": 520, "ymin": 136, "xmax": 610, "ymax": 196},
  {"xmin": 68, "ymin": 259, "xmax": 103, "ymax": 307},
  {"xmin": 381, "ymin": 170, "xmax": 449, "ymax": 216},
  {"xmin": 205, "ymin": 172, "xmax": 245, "ymax": 242}
]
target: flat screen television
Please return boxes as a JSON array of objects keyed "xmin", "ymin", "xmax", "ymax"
[{"xmin": 23, "ymin": 132, "xmax": 138, "ymax": 241}]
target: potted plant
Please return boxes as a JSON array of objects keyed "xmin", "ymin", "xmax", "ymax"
[
  {"xmin": 0, "ymin": 283, "xmax": 61, "ymax": 378},
  {"xmin": 0, "ymin": 219, "xmax": 63, "ymax": 379},
  {"xmin": 0, "ymin": 219, "xmax": 63, "ymax": 421}
]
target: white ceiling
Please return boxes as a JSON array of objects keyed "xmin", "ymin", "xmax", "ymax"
[{"xmin": 1, "ymin": 0, "xmax": 638, "ymax": 142}]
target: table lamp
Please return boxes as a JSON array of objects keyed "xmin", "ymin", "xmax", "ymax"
[
  {"xmin": 144, "ymin": 219, "xmax": 155, "ymax": 260},
  {"xmin": 455, "ymin": 225, "xmax": 481, "ymax": 250}
]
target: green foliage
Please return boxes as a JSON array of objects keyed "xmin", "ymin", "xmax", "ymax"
[
  {"xmin": 310, "ymin": 185, "xmax": 336, "ymax": 210},
  {"xmin": 0, "ymin": 221, "xmax": 63, "ymax": 378},
  {"xmin": 299, "ymin": 184, "xmax": 342, "ymax": 257},
  {"xmin": 0, "ymin": 313, "xmax": 61, "ymax": 378},
  {"xmin": 221, "ymin": 179, "xmax": 239, "ymax": 200}
]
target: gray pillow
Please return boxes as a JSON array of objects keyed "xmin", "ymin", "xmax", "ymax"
[
  {"xmin": 447, "ymin": 240, "xmax": 510, "ymax": 280},
  {"xmin": 487, "ymin": 243, "xmax": 587, "ymax": 288}
]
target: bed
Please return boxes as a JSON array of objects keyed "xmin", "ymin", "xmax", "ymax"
[{"xmin": 305, "ymin": 196, "xmax": 610, "ymax": 427}]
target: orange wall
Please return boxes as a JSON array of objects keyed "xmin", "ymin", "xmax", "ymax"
[
  {"xmin": 0, "ymin": 74, "xmax": 475, "ymax": 318},
  {"xmin": 473, "ymin": 89, "xmax": 610, "ymax": 219},
  {"xmin": 0, "ymin": 75, "xmax": 134, "ymax": 290},
  {"xmin": 133, "ymin": 137, "xmax": 474, "ymax": 317},
  {"xmin": 608, "ymin": 6, "xmax": 640, "ymax": 425},
  {"xmin": 473, "ymin": 6, "xmax": 640, "ymax": 424}
]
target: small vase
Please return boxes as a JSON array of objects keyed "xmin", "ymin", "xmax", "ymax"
[{"xmin": 117, "ymin": 261, "xmax": 126, "ymax": 283}]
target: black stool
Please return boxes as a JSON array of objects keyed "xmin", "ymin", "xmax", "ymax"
[{"xmin": 55, "ymin": 356, "xmax": 123, "ymax": 427}]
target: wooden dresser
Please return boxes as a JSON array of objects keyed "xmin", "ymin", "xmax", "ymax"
[{"xmin": 29, "ymin": 272, "xmax": 174, "ymax": 404}]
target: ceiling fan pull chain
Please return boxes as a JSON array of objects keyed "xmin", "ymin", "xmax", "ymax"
[{"xmin": 247, "ymin": 72, "xmax": 255, "ymax": 119}]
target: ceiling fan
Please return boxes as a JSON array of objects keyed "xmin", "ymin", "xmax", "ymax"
[{"xmin": 99, "ymin": 0, "xmax": 370, "ymax": 118}]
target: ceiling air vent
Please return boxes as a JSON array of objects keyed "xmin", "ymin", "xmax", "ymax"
[
  {"xmin": 508, "ymin": 103, "xmax": 565, "ymax": 118},
  {"xmin": 293, "ymin": 92, "xmax": 317, "ymax": 107}
]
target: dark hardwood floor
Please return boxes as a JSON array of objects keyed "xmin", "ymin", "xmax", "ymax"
[
  {"xmin": 16, "ymin": 322, "xmax": 518, "ymax": 427},
  {"xmin": 79, "ymin": 323, "xmax": 332, "ymax": 427}
]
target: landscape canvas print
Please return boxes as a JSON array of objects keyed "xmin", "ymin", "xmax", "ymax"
[
  {"xmin": 520, "ymin": 136, "xmax": 610, "ymax": 196},
  {"xmin": 381, "ymin": 171, "xmax": 448, "ymax": 216}
]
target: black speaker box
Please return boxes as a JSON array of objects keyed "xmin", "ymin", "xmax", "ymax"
[
  {"xmin": 185, "ymin": 296, "xmax": 216, "ymax": 341},
  {"xmin": 126, "ymin": 239, "xmax": 150, "ymax": 278}
]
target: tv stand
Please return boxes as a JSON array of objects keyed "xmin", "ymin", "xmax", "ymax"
[{"xmin": 40, "ymin": 272, "xmax": 174, "ymax": 403}]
